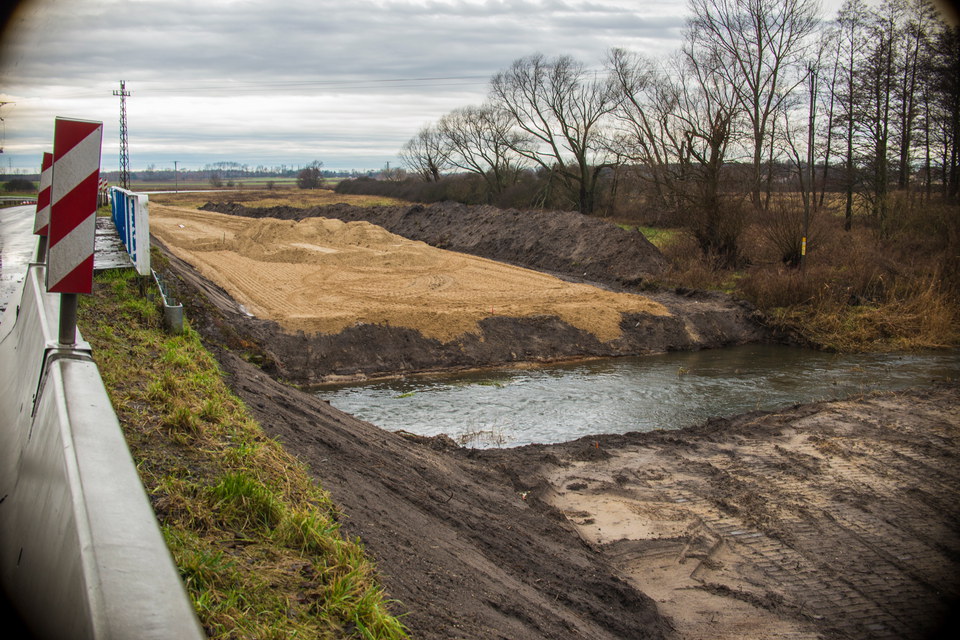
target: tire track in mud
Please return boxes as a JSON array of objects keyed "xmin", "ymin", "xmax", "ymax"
[{"xmin": 536, "ymin": 388, "xmax": 960, "ymax": 639}]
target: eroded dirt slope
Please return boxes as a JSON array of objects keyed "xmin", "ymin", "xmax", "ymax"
[
  {"xmin": 213, "ymin": 331, "xmax": 960, "ymax": 639},
  {"xmin": 215, "ymin": 348, "xmax": 668, "ymax": 640}
]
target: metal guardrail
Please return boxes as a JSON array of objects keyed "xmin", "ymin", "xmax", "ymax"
[
  {"xmin": 153, "ymin": 270, "xmax": 184, "ymax": 334},
  {"xmin": 0, "ymin": 196, "xmax": 38, "ymax": 206},
  {"xmin": 108, "ymin": 187, "xmax": 150, "ymax": 277},
  {"xmin": 0, "ymin": 264, "xmax": 204, "ymax": 640}
]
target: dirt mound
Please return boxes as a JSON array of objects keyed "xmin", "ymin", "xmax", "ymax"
[
  {"xmin": 150, "ymin": 205, "xmax": 669, "ymax": 344},
  {"xmin": 200, "ymin": 201, "xmax": 669, "ymax": 289},
  {"xmin": 177, "ymin": 202, "xmax": 766, "ymax": 382}
]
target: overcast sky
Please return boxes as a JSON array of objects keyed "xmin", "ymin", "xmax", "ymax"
[{"xmin": 1, "ymin": 0, "xmax": 844, "ymax": 174}]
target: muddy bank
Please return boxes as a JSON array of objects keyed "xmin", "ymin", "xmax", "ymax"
[
  {"xmin": 210, "ymin": 326, "xmax": 960, "ymax": 639},
  {"xmin": 213, "ymin": 344, "xmax": 668, "ymax": 640},
  {"xmin": 491, "ymin": 384, "xmax": 960, "ymax": 639},
  {"xmin": 159, "ymin": 201, "xmax": 959, "ymax": 638},
  {"xmin": 153, "ymin": 204, "xmax": 959, "ymax": 637},
  {"xmin": 169, "ymin": 202, "xmax": 765, "ymax": 383}
]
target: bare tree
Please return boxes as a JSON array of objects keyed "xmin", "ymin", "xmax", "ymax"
[
  {"xmin": 893, "ymin": 0, "xmax": 941, "ymax": 191},
  {"xmin": 928, "ymin": 22, "xmax": 960, "ymax": 201},
  {"xmin": 608, "ymin": 45, "xmax": 744, "ymax": 264},
  {"xmin": 834, "ymin": 0, "xmax": 871, "ymax": 230},
  {"xmin": 817, "ymin": 24, "xmax": 843, "ymax": 209},
  {"xmin": 399, "ymin": 124, "xmax": 449, "ymax": 182},
  {"xmin": 687, "ymin": 0, "xmax": 820, "ymax": 210},
  {"xmin": 607, "ymin": 48, "xmax": 682, "ymax": 214},
  {"xmin": 489, "ymin": 54, "xmax": 618, "ymax": 214},
  {"xmin": 857, "ymin": 0, "xmax": 904, "ymax": 226},
  {"xmin": 437, "ymin": 104, "xmax": 528, "ymax": 198},
  {"xmin": 297, "ymin": 160, "xmax": 324, "ymax": 189}
]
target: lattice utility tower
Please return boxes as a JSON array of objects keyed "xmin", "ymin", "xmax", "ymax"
[{"xmin": 113, "ymin": 80, "xmax": 131, "ymax": 189}]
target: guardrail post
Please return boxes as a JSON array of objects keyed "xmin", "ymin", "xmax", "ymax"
[
  {"xmin": 35, "ymin": 236, "xmax": 48, "ymax": 263},
  {"xmin": 58, "ymin": 293, "xmax": 78, "ymax": 346},
  {"xmin": 153, "ymin": 271, "xmax": 184, "ymax": 334}
]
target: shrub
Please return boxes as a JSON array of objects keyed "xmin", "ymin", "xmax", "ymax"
[
  {"xmin": 298, "ymin": 162, "xmax": 324, "ymax": 189},
  {"xmin": 4, "ymin": 178, "xmax": 35, "ymax": 192}
]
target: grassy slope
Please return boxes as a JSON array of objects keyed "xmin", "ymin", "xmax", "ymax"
[{"xmin": 78, "ymin": 267, "xmax": 407, "ymax": 640}]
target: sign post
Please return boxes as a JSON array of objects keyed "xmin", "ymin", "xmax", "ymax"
[
  {"xmin": 45, "ymin": 117, "xmax": 103, "ymax": 346},
  {"xmin": 33, "ymin": 152, "xmax": 53, "ymax": 262}
]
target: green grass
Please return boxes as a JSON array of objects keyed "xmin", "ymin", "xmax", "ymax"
[
  {"xmin": 615, "ymin": 224, "xmax": 680, "ymax": 249},
  {"xmin": 78, "ymin": 267, "xmax": 407, "ymax": 639}
]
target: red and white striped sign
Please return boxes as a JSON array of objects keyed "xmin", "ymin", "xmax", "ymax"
[
  {"xmin": 34, "ymin": 152, "xmax": 53, "ymax": 236},
  {"xmin": 46, "ymin": 117, "xmax": 103, "ymax": 294}
]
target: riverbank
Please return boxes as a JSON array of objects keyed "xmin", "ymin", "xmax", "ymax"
[
  {"xmin": 213, "ymin": 331, "xmax": 960, "ymax": 639},
  {"xmin": 75, "ymin": 269, "xmax": 408, "ymax": 638}
]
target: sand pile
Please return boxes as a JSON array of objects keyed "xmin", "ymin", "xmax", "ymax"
[{"xmin": 150, "ymin": 205, "xmax": 669, "ymax": 342}]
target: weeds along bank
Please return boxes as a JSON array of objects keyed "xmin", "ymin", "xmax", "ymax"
[
  {"xmin": 654, "ymin": 194, "xmax": 960, "ymax": 352},
  {"xmin": 77, "ymin": 268, "xmax": 407, "ymax": 640}
]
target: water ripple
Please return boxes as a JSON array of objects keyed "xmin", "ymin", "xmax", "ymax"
[{"xmin": 319, "ymin": 345, "xmax": 960, "ymax": 448}]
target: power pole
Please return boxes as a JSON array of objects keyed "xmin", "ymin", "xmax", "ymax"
[{"xmin": 113, "ymin": 80, "xmax": 131, "ymax": 189}]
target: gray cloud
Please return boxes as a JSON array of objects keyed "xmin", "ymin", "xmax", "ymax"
[{"xmin": 1, "ymin": 0, "xmax": 692, "ymax": 171}]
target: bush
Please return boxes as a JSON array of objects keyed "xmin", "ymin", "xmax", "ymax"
[
  {"xmin": 4, "ymin": 178, "xmax": 35, "ymax": 192},
  {"xmin": 297, "ymin": 166, "xmax": 323, "ymax": 189}
]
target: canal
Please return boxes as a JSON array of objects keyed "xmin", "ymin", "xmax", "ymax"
[{"xmin": 318, "ymin": 345, "xmax": 960, "ymax": 448}]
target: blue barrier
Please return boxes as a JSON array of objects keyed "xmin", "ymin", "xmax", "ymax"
[
  {"xmin": 0, "ymin": 265, "xmax": 204, "ymax": 639},
  {"xmin": 108, "ymin": 187, "xmax": 150, "ymax": 276}
]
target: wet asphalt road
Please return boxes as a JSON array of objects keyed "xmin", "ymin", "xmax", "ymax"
[{"xmin": 0, "ymin": 205, "xmax": 38, "ymax": 317}]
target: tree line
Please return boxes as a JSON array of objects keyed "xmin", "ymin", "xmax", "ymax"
[{"xmin": 358, "ymin": 0, "xmax": 958, "ymax": 266}]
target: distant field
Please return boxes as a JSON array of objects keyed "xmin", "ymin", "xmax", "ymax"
[
  {"xmin": 126, "ymin": 177, "xmax": 343, "ymax": 192},
  {"xmin": 149, "ymin": 186, "xmax": 405, "ymax": 209}
]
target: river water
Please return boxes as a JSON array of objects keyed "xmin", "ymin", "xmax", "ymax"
[{"xmin": 318, "ymin": 345, "xmax": 960, "ymax": 448}]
